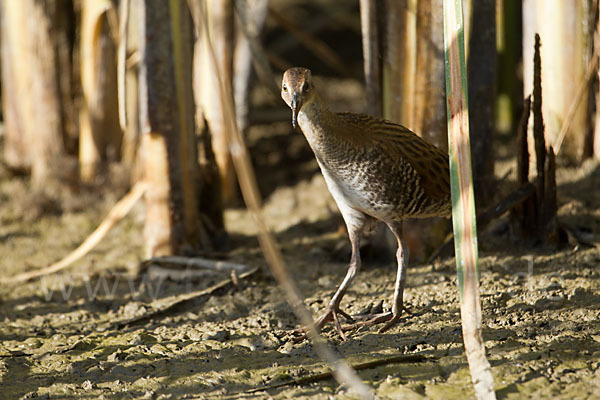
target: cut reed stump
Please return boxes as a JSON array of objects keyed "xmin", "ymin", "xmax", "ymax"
[{"xmin": 510, "ymin": 34, "xmax": 558, "ymax": 245}]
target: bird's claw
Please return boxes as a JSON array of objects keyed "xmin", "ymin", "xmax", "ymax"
[
  {"xmin": 342, "ymin": 303, "xmax": 412, "ymax": 332},
  {"xmin": 291, "ymin": 305, "xmax": 354, "ymax": 342},
  {"xmin": 289, "ymin": 303, "xmax": 411, "ymax": 342}
]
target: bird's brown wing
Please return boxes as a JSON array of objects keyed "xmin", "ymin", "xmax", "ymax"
[{"xmin": 336, "ymin": 112, "xmax": 450, "ymax": 201}]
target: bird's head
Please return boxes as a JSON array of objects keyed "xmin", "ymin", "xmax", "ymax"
[{"xmin": 281, "ymin": 67, "xmax": 315, "ymax": 129}]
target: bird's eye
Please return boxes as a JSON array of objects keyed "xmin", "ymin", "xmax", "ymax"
[
  {"xmin": 282, "ymin": 84, "xmax": 288, "ymax": 92},
  {"xmin": 303, "ymin": 82, "xmax": 310, "ymax": 92}
]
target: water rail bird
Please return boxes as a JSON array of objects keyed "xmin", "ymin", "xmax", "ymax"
[{"xmin": 281, "ymin": 67, "xmax": 451, "ymax": 340}]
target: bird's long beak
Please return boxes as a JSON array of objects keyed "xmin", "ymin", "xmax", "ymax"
[{"xmin": 291, "ymin": 92, "xmax": 300, "ymax": 129}]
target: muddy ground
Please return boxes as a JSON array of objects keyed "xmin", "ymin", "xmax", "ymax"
[
  {"xmin": 1, "ymin": 47, "xmax": 600, "ymax": 398},
  {"xmin": 3, "ymin": 0, "xmax": 600, "ymax": 398},
  {"xmin": 1, "ymin": 114, "xmax": 600, "ymax": 400}
]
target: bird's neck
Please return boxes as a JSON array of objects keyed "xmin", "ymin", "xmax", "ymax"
[{"xmin": 297, "ymin": 93, "xmax": 343, "ymax": 159}]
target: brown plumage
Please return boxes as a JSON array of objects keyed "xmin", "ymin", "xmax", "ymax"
[{"xmin": 281, "ymin": 67, "xmax": 450, "ymax": 339}]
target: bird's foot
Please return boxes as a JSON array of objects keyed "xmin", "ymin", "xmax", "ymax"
[
  {"xmin": 292, "ymin": 305, "xmax": 354, "ymax": 342},
  {"xmin": 343, "ymin": 301, "xmax": 412, "ymax": 333}
]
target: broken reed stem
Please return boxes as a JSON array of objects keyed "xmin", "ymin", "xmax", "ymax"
[
  {"xmin": 2, "ymin": 182, "xmax": 147, "ymax": 285},
  {"xmin": 188, "ymin": 1, "xmax": 373, "ymax": 398},
  {"xmin": 511, "ymin": 35, "xmax": 559, "ymax": 244},
  {"xmin": 533, "ymin": 33, "xmax": 546, "ymax": 228},
  {"xmin": 517, "ymin": 96, "xmax": 531, "ymax": 185},
  {"xmin": 511, "ymin": 96, "xmax": 534, "ymax": 237},
  {"xmin": 542, "ymin": 146, "xmax": 558, "ymax": 241},
  {"xmin": 443, "ymin": 1, "xmax": 496, "ymax": 399}
]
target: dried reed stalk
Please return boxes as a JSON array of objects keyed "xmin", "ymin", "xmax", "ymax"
[
  {"xmin": 443, "ymin": 1, "xmax": 496, "ymax": 398},
  {"xmin": 79, "ymin": 0, "xmax": 121, "ymax": 182}
]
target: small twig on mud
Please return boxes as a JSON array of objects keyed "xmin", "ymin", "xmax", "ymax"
[
  {"xmin": 111, "ymin": 266, "xmax": 258, "ymax": 329},
  {"xmin": 140, "ymin": 256, "xmax": 252, "ymax": 282},
  {"xmin": 141, "ymin": 255, "xmax": 250, "ymax": 273},
  {"xmin": 144, "ymin": 265, "xmax": 228, "ymax": 281},
  {"xmin": 1, "ymin": 182, "xmax": 147, "ymax": 285},
  {"xmin": 245, "ymin": 353, "xmax": 431, "ymax": 395}
]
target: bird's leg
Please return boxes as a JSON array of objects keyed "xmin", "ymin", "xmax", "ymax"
[
  {"xmin": 292, "ymin": 225, "xmax": 362, "ymax": 341},
  {"xmin": 344, "ymin": 221, "xmax": 410, "ymax": 332},
  {"xmin": 312, "ymin": 227, "xmax": 362, "ymax": 340},
  {"xmin": 378, "ymin": 226, "xmax": 408, "ymax": 332}
]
